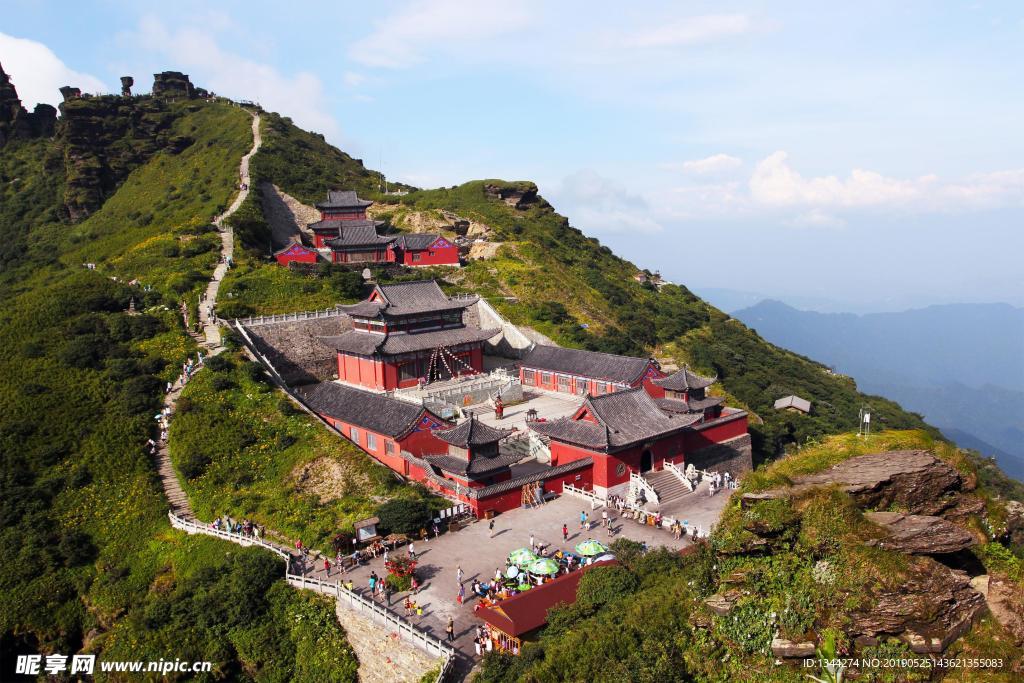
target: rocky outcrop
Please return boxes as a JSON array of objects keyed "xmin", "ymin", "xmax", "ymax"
[
  {"xmin": 850, "ymin": 557, "xmax": 985, "ymax": 654},
  {"xmin": 771, "ymin": 638, "xmax": 816, "ymax": 659},
  {"xmin": 865, "ymin": 511, "xmax": 978, "ymax": 555},
  {"xmin": 484, "ymin": 182, "xmax": 538, "ymax": 209},
  {"xmin": 120, "ymin": 76, "xmax": 134, "ymax": 97},
  {"xmin": 58, "ymin": 92, "xmax": 180, "ymax": 220},
  {"xmin": 744, "ymin": 450, "xmax": 964, "ymax": 516},
  {"xmin": 152, "ymin": 71, "xmax": 197, "ymax": 99},
  {"xmin": 0, "ymin": 63, "xmax": 58, "ymax": 147}
]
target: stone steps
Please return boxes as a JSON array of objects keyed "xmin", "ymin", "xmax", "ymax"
[{"xmin": 644, "ymin": 469, "xmax": 691, "ymax": 505}]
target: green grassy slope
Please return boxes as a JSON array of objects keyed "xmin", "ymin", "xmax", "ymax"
[{"xmin": 0, "ymin": 100, "xmax": 358, "ymax": 679}]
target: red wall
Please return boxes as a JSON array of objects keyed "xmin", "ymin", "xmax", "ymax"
[
  {"xmin": 338, "ymin": 354, "xmax": 386, "ymax": 390},
  {"xmin": 685, "ymin": 413, "xmax": 749, "ymax": 452},
  {"xmin": 275, "ymin": 245, "xmax": 318, "ymax": 266},
  {"xmin": 518, "ymin": 361, "xmax": 662, "ymax": 397},
  {"xmin": 398, "ymin": 238, "xmax": 460, "ymax": 266}
]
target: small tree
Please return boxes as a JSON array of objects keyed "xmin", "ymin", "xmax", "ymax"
[{"xmin": 376, "ymin": 499, "xmax": 431, "ymax": 535}]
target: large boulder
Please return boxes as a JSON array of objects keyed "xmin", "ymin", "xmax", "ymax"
[
  {"xmin": 849, "ymin": 556, "xmax": 985, "ymax": 654},
  {"xmin": 865, "ymin": 511, "xmax": 978, "ymax": 555},
  {"xmin": 744, "ymin": 450, "xmax": 964, "ymax": 515}
]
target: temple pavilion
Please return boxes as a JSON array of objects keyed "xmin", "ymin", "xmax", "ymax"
[{"xmin": 318, "ymin": 280, "xmax": 498, "ymax": 391}]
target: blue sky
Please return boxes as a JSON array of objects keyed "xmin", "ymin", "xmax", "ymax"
[{"xmin": 4, "ymin": 0, "xmax": 1023, "ymax": 311}]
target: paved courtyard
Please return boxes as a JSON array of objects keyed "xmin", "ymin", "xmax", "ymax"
[
  {"xmin": 473, "ymin": 388, "xmax": 584, "ymax": 432},
  {"xmin": 300, "ymin": 488, "xmax": 734, "ymax": 677}
]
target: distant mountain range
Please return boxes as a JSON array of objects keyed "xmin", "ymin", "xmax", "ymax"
[{"xmin": 733, "ymin": 300, "xmax": 1024, "ymax": 480}]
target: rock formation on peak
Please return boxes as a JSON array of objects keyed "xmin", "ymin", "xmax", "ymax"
[
  {"xmin": 0, "ymin": 62, "xmax": 58, "ymax": 147},
  {"xmin": 484, "ymin": 182, "xmax": 538, "ymax": 210},
  {"xmin": 120, "ymin": 76, "xmax": 134, "ymax": 97},
  {"xmin": 152, "ymin": 71, "xmax": 198, "ymax": 100},
  {"xmin": 744, "ymin": 450, "xmax": 965, "ymax": 515}
]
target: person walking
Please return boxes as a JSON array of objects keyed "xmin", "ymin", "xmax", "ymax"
[
  {"xmin": 323, "ymin": 558, "xmax": 331, "ymax": 576},
  {"xmin": 562, "ymin": 523, "xmax": 569, "ymax": 542},
  {"xmin": 408, "ymin": 541, "xmax": 416, "ymax": 560},
  {"xmin": 411, "ymin": 575, "xmax": 419, "ymax": 594},
  {"xmin": 474, "ymin": 637, "xmax": 482, "ymax": 657},
  {"xmin": 580, "ymin": 510, "xmax": 588, "ymax": 531},
  {"xmin": 488, "ymin": 518, "xmax": 495, "ymax": 538},
  {"xmin": 446, "ymin": 618, "xmax": 455, "ymax": 643},
  {"xmin": 456, "ymin": 565, "xmax": 464, "ymax": 585},
  {"xmin": 457, "ymin": 583, "xmax": 465, "ymax": 604},
  {"xmin": 369, "ymin": 571, "xmax": 377, "ymax": 594},
  {"xmin": 529, "ymin": 533, "xmax": 535, "ymax": 550}
]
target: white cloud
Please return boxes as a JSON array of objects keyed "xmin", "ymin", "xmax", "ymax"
[
  {"xmin": 749, "ymin": 151, "xmax": 1024, "ymax": 212},
  {"xmin": 679, "ymin": 153, "xmax": 743, "ymax": 175},
  {"xmin": 349, "ymin": 0, "xmax": 534, "ymax": 69},
  {"xmin": 124, "ymin": 16, "xmax": 340, "ymax": 140},
  {"xmin": 750, "ymin": 151, "xmax": 928, "ymax": 207},
  {"xmin": 0, "ymin": 33, "xmax": 107, "ymax": 108},
  {"xmin": 551, "ymin": 169, "xmax": 663, "ymax": 234},
  {"xmin": 624, "ymin": 14, "xmax": 755, "ymax": 48}
]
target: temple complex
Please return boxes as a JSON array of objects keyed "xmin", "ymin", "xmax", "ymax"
[{"xmin": 238, "ymin": 278, "xmax": 752, "ymax": 518}]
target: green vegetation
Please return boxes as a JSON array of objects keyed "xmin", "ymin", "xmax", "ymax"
[
  {"xmin": 169, "ymin": 348, "xmax": 438, "ymax": 552},
  {"xmin": 0, "ymin": 98, "xmax": 358, "ymax": 678}
]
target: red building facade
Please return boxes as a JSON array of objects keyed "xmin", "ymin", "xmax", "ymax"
[
  {"xmin": 273, "ymin": 242, "xmax": 320, "ymax": 266},
  {"xmin": 518, "ymin": 345, "xmax": 666, "ymax": 398},
  {"xmin": 318, "ymin": 280, "xmax": 498, "ymax": 391}
]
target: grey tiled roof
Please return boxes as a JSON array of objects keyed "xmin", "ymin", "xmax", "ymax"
[
  {"xmin": 423, "ymin": 449, "xmax": 524, "ymax": 477},
  {"xmin": 656, "ymin": 395, "xmax": 724, "ymax": 414},
  {"xmin": 308, "ymin": 218, "xmax": 384, "ymax": 232},
  {"xmin": 520, "ymin": 345, "xmax": 655, "ymax": 384},
  {"xmin": 652, "ymin": 365, "xmax": 717, "ymax": 391},
  {"xmin": 323, "ymin": 222, "xmax": 395, "ymax": 249},
  {"xmin": 530, "ymin": 387, "xmax": 700, "ymax": 452},
  {"xmin": 336, "ymin": 301, "xmax": 386, "ymax": 317},
  {"xmin": 315, "ymin": 190, "xmax": 373, "ymax": 210},
  {"xmin": 318, "ymin": 326, "xmax": 500, "ymax": 356},
  {"xmin": 435, "ymin": 417, "xmax": 514, "ymax": 447},
  {"xmin": 393, "ymin": 233, "xmax": 442, "ymax": 250},
  {"xmin": 296, "ymin": 382, "xmax": 444, "ymax": 438},
  {"xmin": 375, "ymin": 280, "xmax": 477, "ymax": 315},
  {"xmin": 399, "ymin": 451, "xmax": 593, "ymax": 499}
]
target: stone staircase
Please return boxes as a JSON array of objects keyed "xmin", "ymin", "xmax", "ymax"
[
  {"xmin": 500, "ymin": 432, "xmax": 550, "ymax": 462},
  {"xmin": 643, "ymin": 469, "xmax": 692, "ymax": 506}
]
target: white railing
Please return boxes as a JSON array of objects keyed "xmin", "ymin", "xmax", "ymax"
[
  {"xmin": 234, "ymin": 307, "xmax": 347, "ymax": 326},
  {"xmin": 629, "ymin": 471, "xmax": 660, "ymax": 505},
  {"xmin": 168, "ymin": 511, "xmax": 290, "ymax": 560},
  {"xmin": 563, "ymin": 483, "xmax": 606, "ymax": 509},
  {"xmin": 663, "ymin": 461, "xmax": 694, "ymax": 493},
  {"xmin": 168, "ymin": 511, "xmax": 455, "ymax": 681}
]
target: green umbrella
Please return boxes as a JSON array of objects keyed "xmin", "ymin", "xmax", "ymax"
[
  {"xmin": 575, "ymin": 539, "xmax": 608, "ymax": 557},
  {"xmin": 507, "ymin": 547, "xmax": 538, "ymax": 567},
  {"xmin": 528, "ymin": 558, "xmax": 559, "ymax": 576}
]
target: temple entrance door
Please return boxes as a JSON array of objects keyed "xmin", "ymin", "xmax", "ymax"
[{"xmin": 640, "ymin": 450, "xmax": 653, "ymax": 473}]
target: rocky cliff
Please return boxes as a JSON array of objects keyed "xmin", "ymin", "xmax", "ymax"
[{"xmin": 0, "ymin": 62, "xmax": 57, "ymax": 147}]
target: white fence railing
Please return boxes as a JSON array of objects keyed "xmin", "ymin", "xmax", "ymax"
[
  {"xmin": 563, "ymin": 483, "xmax": 606, "ymax": 509},
  {"xmin": 663, "ymin": 461, "xmax": 694, "ymax": 493},
  {"xmin": 629, "ymin": 471, "xmax": 660, "ymax": 505},
  {"xmin": 234, "ymin": 307, "xmax": 347, "ymax": 327},
  {"xmin": 168, "ymin": 511, "xmax": 455, "ymax": 681}
]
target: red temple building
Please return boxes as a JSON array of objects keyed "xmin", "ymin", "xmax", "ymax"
[
  {"xmin": 651, "ymin": 366, "xmax": 724, "ymax": 421},
  {"xmin": 306, "ymin": 190, "xmax": 461, "ymax": 266},
  {"xmin": 273, "ymin": 241, "xmax": 320, "ymax": 266},
  {"xmin": 297, "ymin": 381, "xmax": 451, "ymax": 474},
  {"xmin": 391, "ymin": 233, "xmax": 460, "ymax": 267},
  {"xmin": 518, "ymin": 345, "xmax": 666, "ymax": 397},
  {"xmin": 422, "ymin": 417, "xmax": 520, "ymax": 490},
  {"xmin": 528, "ymin": 385, "xmax": 749, "ymax": 499},
  {"xmin": 318, "ymin": 280, "xmax": 498, "ymax": 391}
]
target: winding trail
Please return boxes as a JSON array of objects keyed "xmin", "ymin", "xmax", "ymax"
[{"xmin": 157, "ymin": 110, "xmax": 260, "ymax": 517}]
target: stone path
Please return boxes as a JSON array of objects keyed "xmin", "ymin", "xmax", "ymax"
[
  {"xmin": 156, "ymin": 110, "xmax": 261, "ymax": 517},
  {"xmin": 199, "ymin": 111, "xmax": 262, "ymax": 347}
]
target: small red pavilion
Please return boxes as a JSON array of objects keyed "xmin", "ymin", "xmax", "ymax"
[
  {"xmin": 273, "ymin": 241, "xmax": 320, "ymax": 266},
  {"xmin": 318, "ymin": 280, "xmax": 498, "ymax": 391},
  {"xmin": 309, "ymin": 191, "xmax": 382, "ymax": 249}
]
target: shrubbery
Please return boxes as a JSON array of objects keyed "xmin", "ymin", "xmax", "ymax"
[{"xmin": 376, "ymin": 499, "xmax": 431, "ymax": 535}]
